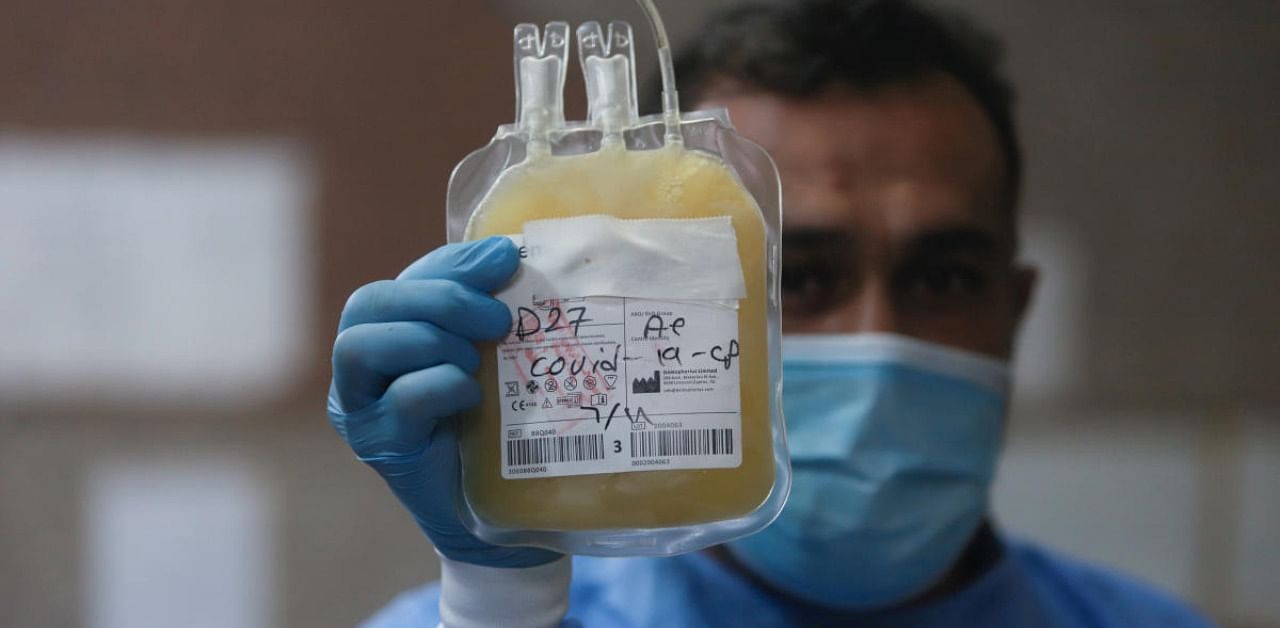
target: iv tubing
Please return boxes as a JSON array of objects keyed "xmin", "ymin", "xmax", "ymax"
[{"xmin": 635, "ymin": 0, "xmax": 683, "ymax": 145}]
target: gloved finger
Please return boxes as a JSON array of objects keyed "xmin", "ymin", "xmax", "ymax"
[
  {"xmin": 396, "ymin": 236, "xmax": 521, "ymax": 292},
  {"xmin": 332, "ymin": 321, "xmax": 481, "ymax": 413},
  {"xmin": 340, "ymin": 364, "xmax": 482, "ymax": 461},
  {"xmin": 339, "ymin": 279, "xmax": 511, "ymax": 341}
]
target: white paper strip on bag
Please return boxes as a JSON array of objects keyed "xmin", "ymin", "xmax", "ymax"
[{"xmin": 519, "ymin": 215, "xmax": 746, "ymax": 302}]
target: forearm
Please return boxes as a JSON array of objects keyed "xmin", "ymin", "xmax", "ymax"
[{"xmin": 438, "ymin": 554, "xmax": 572, "ymax": 628}]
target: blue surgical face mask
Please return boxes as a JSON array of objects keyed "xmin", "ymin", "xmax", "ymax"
[{"xmin": 727, "ymin": 333, "xmax": 1009, "ymax": 611}]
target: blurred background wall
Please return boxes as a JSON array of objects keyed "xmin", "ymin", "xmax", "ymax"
[{"xmin": 0, "ymin": 1, "xmax": 1275, "ymax": 626}]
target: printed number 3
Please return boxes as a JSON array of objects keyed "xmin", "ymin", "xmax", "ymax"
[{"xmin": 613, "ymin": 440, "xmax": 622, "ymax": 454}]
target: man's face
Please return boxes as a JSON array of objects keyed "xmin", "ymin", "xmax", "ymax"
[{"xmin": 701, "ymin": 74, "xmax": 1034, "ymax": 359}]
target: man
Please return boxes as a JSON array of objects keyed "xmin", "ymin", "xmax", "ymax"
[{"xmin": 328, "ymin": 1, "xmax": 1213, "ymax": 625}]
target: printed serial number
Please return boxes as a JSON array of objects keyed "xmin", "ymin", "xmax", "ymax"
[
  {"xmin": 507, "ymin": 434, "xmax": 606, "ymax": 467},
  {"xmin": 630, "ymin": 428, "xmax": 735, "ymax": 458}
]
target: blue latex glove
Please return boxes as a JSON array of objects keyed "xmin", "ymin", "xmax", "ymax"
[{"xmin": 328, "ymin": 237, "xmax": 560, "ymax": 568}]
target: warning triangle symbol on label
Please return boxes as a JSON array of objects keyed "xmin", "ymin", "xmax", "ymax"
[
  {"xmin": 604, "ymin": 375, "xmax": 618, "ymax": 389},
  {"xmin": 542, "ymin": 398, "xmax": 553, "ymax": 409}
]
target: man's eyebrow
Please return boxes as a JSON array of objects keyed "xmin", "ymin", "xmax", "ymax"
[
  {"xmin": 904, "ymin": 226, "xmax": 1003, "ymax": 256},
  {"xmin": 782, "ymin": 227, "xmax": 857, "ymax": 251}
]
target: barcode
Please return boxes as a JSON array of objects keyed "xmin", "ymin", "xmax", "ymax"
[
  {"xmin": 507, "ymin": 434, "xmax": 605, "ymax": 466},
  {"xmin": 630, "ymin": 428, "xmax": 735, "ymax": 458}
]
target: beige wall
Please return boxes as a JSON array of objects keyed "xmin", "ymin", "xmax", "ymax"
[{"xmin": 0, "ymin": 2, "xmax": 512, "ymax": 625}]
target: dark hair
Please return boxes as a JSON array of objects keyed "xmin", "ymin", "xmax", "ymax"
[{"xmin": 657, "ymin": 0, "xmax": 1022, "ymax": 209}]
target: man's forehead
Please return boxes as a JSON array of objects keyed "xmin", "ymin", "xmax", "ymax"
[{"xmin": 697, "ymin": 74, "xmax": 1012, "ymax": 245}]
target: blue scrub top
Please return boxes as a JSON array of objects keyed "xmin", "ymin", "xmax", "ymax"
[{"xmin": 366, "ymin": 536, "xmax": 1214, "ymax": 627}]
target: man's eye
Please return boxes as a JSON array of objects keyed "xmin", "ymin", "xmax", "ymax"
[
  {"xmin": 897, "ymin": 262, "xmax": 988, "ymax": 304},
  {"xmin": 781, "ymin": 261, "xmax": 851, "ymax": 315}
]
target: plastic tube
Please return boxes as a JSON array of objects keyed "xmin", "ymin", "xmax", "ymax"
[{"xmin": 635, "ymin": 0, "xmax": 683, "ymax": 146}]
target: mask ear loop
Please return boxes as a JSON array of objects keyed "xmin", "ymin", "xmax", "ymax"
[{"xmin": 635, "ymin": 0, "xmax": 683, "ymax": 147}]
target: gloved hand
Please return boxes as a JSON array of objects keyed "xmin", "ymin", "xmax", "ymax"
[{"xmin": 328, "ymin": 236, "xmax": 560, "ymax": 568}]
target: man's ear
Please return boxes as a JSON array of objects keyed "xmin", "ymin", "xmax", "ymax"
[{"xmin": 1011, "ymin": 263, "xmax": 1038, "ymax": 330}]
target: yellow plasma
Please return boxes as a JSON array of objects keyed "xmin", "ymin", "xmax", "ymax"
[{"xmin": 460, "ymin": 143, "xmax": 775, "ymax": 531}]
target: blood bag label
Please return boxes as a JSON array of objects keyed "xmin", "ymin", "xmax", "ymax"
[{"xmin": 494, "ymin": 219, "xmax": 744, "ymax": 479}]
